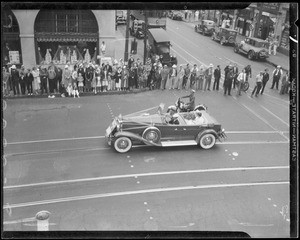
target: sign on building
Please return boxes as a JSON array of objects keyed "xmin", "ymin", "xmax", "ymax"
[
  {"xmin": 9, "ymin": 51, "xmax": 20, "ymax": 64},
  {"xmin": 100, "ymin": 57, "xmax": 113, "ymax": 66}
]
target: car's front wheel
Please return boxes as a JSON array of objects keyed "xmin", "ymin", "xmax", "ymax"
[
  {"xmin": 234, "ymin": 46, "xmax": 239, "ymax": 53},
  {"xmin": 113, "ymin": 137, "xmax": 132, "ymax": 153},
  {"xmin": 220, "ymin": 37, "xmax": 226, "ymax": 45},
  {"xmin": 199, "ymin": 133, "xmax": 216, "ymax": 149},
  {"xmin": 248, "ymin": 51, "xmax": 254, "ymax": 60},
  {"xmin": 211, "ymin": 33, "xmax": 215, "ymax": 41}
]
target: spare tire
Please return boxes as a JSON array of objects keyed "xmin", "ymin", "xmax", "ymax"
[{"xmin": 142, "ymin": 127, "xmax": 161, "ymax": 144}]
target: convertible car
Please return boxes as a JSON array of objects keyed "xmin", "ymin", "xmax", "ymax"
[{"xmin": 105, "ymin": 104, "xmax": 226, "ymax": 153}]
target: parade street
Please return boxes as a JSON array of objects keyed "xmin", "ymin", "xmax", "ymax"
[{"xmin": 3, "ymin": 19, "xmax": 290, "ymax": 237}]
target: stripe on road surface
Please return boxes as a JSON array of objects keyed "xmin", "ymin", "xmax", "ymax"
[
  {"xmin": 3, "ymin": 181, "xmax": 289, "ymax": 209},
  {"xmin": 4, "ymin": 165, "xmax": 289, "ymax": 190},
  {"xmin": 6, "ymin": 131, "xmax": 289, "ymax": 145}
]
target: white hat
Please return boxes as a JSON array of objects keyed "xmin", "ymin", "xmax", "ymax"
[
  {"xmin": 172, "ymin": 64, "xmax": 177, "ymax": 68},
  {"xmin": 209, "ymin": 63, "xmax": 214, "ymax": 68},
  {"xmin": 11, "ymin": 65, "xmax": 16, "ymax": 69},
  {"xmin": 65, "ymin": 65, "xmax": 68, "ymax": 69}
]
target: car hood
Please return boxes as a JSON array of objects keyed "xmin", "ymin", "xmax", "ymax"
[{"xmin": 122, "ymin": 113, "xmax": 163, "ymax": 124}]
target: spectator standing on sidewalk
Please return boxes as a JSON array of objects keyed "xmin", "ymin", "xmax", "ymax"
[
  {"xmin": 273, "ymin": 36, "xmax": 279, "ymax": 56},
  {"xmin": 19, "ymin": 65, "xmax": 26, "ymax": 95},
  {"xmin": 11, "ymin": 65, "xmax": 20, "ymax": 96},
  {"xmin": 24, "ymin": 68, "xmax": 33, "ymax": 95},
  {"xmin": 224, "ymin": 65, "xmax": 234, "ymax": 96},
  {"xmin": 161, "ymin": 65, "xmax": 169, "ymax": 90},
  {"xmin": 204, "ymin": 64, "xmax": 213, "ymax": 91},
  {"xmin": 77, "ymin": 63, "xmax": 85, "ymax": 91},
  {"xmin": 184, "ymin": 63, "xmax": 191, "ymax": 90},
  {"xmin": 280, "ymin": 71, "xmax": 289, "ymax": 95},
  {"xmin": 177, "ymin": 65, "xmax": 185, "ymax": 90},
  {"xmin": 32, "ymin": 66, "xmax": 40, "ymax": 95},
  {"xmin": 213, "ymin": 65, "xmax": 221, "ymax": 91},
  {"xmin": 40, "ymin": 66, "xmax": 49, "ymax": 96},
  {"xmin": 244, "ymin": 64, "xmax": 252, "ymax": 82},
  {"xmin": 232, "ymin": 63, "xmax": 239, "ymax": 89},
  {"xmin": 190, "ymin": 64, "xmax": 198, "ymax": 90},
  {"xmin": 236, "ymin": 69, "xmax": 246, "ymax": 96},
  {"xmin": 155, "ymin": 65, "xmax": 163, "ymax": 89},
  {"xmin": 85, "ymin": 63, "xmax": 94, "ymax": 92},
  {"xmin": 270, "ymin": 65, "xmax": 282, "ymax": 90},
  {"xmin": 260, "ymin": 68, "xmax": 269, "ymax": 95},
  {"xmin": 77, "ymin": 72, "xmax": 84, "ymax": 93},
  {"xmin": 121, "ymin": 65, "xmax": 129, "ymax": 90},
  {"xmin": 2, "ymin": 67, "xmax": 10, "ymax": 97},
  {"xmin": 198, "ymin": 65, "xmax": 205, "ymax": 90},
  {"xmin": 251, "ymin": 71, "xmax": 263, "ymax": 97},
  {"xmin": 169, "ymin": 64, "xmax": 177, "ymax": 90},
  {"xmin": 195, "ymin": 10, "xmax": 199, "ymax": 22}
]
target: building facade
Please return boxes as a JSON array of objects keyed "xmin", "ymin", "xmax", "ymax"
[{"xmin": 2, "ymin": 6, "xmax": 116, "ymax": 68}]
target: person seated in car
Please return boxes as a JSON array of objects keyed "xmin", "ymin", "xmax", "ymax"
[
  {"xmin": 181, "ymin": 89, "xmax": 195, "ymax": 111},
  {"xmin": 165, "ymin": 112, "xmax": 180, "ymax": 125}
]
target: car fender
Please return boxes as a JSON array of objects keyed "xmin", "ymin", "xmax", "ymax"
[
  {"xmin": 114, "ymin": 131, "xmax": 161, "ymax": 147},
  {"xmin": 196, "ymin": 129, "xmax": 218, "ymax": 143}
]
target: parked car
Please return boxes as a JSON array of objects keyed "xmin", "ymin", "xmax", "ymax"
[
  {"xmin": 116, "ymin": 10, "xmax": 126, "ymax": 25},
  {"xmin": 129, "ymin": 19, "xmax": 145, "ymax": 39},
  {"xmin": 234, "ymin": 37, "xmax": 269, "ymax": 60},
  {"xmin": 147, "ymin": 28, "xmax": 177, "ymax": 66},
  {"xmin": 105, "ymin": 104, "xmax": 226, "ymax": 153},
  {"xmin": 211, "ymin": 27, "xmax": 238, "ymax": 46},
  {"xmin": 170, "ymin": 10, "xmax": 184, "ymax": 21},
  {"xmin": 194, "ymin": 20, "xmax": 216, "ymax": 36}
]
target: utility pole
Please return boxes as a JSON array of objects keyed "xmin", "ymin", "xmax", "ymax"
[
  {"xmin": 143, "ymin": 10, "xmax": 148, "ymax": 65},
  {"xmin": 124, "ymin": 10, "xmax": 130, "ymax": 62},
  {"xmin": 253, "ymin": 3, "xmax": 262, "ymax": 38}
]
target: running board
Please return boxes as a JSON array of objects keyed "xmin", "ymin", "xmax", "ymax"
[{"xmin": 161, "ymin": 140, "xmax": 198, "ymax": 147}]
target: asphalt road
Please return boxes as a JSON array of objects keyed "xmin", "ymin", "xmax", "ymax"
[{"xmin": 3, "ymin": 18, "xmax": 290, "ymax": 238}]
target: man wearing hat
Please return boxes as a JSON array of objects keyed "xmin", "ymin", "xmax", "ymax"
[
  {"xmin": 181, "ymin": 89, "xmax": 196, "ymax": 111},
  {"xmin": 10, "ymin": 65, "xmax": 20, "ymax": 96},
  {"xmin": 19, "ymin": 65, "xmax": 27, "ymax": 95},
  {"xmin": 251, "ymin": 71, "xmax": 263, "ymax": 97},
  {"xmin": 204, "ymin": 63, "xmax": 213, "ymax": 91},
  {"xmin": 224, "ymin": 65, "xmax": 234, "ymax": 96},
  {"xmin": 213, "ymin": 65, "xmax": 221, "ymax": 91},
  {"xmin": 169, "ymin": 64, "xmax": 177, "ymax": 90},
  {"xmin": 161, "ymin": 65, "xmax": 169, "ymax": 90},
  {"xmin": 270, "ymin": 65, "xmax": 283, "ymax": 90}
]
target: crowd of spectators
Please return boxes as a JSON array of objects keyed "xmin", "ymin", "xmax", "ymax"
[{"xmin": 2, "ymin": 54, "xmax": 290, "ymax": 98}]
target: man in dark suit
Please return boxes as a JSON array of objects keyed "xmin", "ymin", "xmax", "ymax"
[
  {"xmin": 232, "ymin": 63, "xmax": 239, "ymax": 89},
  {"xmin": 213, "ymin": 65, "xmax": 221, "ymax": 91},
  {"xmin": 10, "ymin": 65, "xmax": 20, "ymax": 96},
  {"xmin": 260, "ymin": 68, "xmax": 269, "ymax": 95}
]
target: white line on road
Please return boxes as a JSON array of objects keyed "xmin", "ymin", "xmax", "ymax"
[
  {"xmin": 4, "ymin": 140, "xmax": 289, "ymax": 157},
  {"xmin": 259, "ymin": 104, "xmax": 289, "ymax": 127},
  {"xmin": 4, "ymin": 165, "xmax": 289, "ymax": 190},
  {"xmin": 5, "ymin": 131, "xmax": 289, "ymax": 145},
  {"xmin": 3, "ymin": 181, "xmax": 289, "ymax": 209}
]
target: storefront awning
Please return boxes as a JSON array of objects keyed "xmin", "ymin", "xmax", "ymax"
[{"xmin": 35, "ymin": 32, "xmax": 98, "ymax": 42}]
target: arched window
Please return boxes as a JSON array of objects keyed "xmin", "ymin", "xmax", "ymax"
[
  {"xmin": 2, "ymin": 7, "xmax": 21, "ymax": 65},
  {"xmin": 34, "ymin": 10, "xmax": 99, "ymax": 65},
  {"xmin": 35, "ymin": 10, "xmax": 98, "ymax": 34}
]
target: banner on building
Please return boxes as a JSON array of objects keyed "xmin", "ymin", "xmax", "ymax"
[
  {"xmin": 9, "ymin": 51, "xmax": 20, "ymax": 64},
  {"xmin": 100, "ymin": 57, "xmax": 113, "ymax": 66}
]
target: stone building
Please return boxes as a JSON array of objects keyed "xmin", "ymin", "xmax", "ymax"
[{"xmin": 2, "ymin": 4, "xmax": 116, "ymax": 68}]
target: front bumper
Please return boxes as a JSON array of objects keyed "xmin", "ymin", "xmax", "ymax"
[{"xmin": 217, "ymin": 129, "xmax": 227, "ymax": 141}]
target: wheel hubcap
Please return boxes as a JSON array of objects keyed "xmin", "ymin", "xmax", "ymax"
[
  {"xmin": 118, "ymin": 140, "xmax": 128, "ymax": 149},
  {"xmin": 203, "ymin": 136, "xmax": 213, "ymax": 146}
]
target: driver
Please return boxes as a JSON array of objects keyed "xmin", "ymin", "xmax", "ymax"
[{"xmin": 180, "ymin": 89, "xmax": 195, "ymax": 111}]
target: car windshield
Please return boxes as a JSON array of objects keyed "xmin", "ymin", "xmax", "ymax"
[
  {"xmin": 157, "ymin": 44, "xmax": 170, "ymax": 53},
  {"xmin": 254, "ymin": 41, "xmax": 267, "ymax": 48}
]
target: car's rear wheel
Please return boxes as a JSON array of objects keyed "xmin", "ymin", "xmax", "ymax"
[
  {"xmin": 211, "ymin": 34, "xmax": 215, "ymax": 41},
  {"xmin": 142, "ymin": 127, "xmax": 161, "ymax": 144},
  {"xmin": 113, "ymin": 137, "xmax": 132, "ymax": 153},
  {"xmin": 199, "ymin": 133, "xmax": 216, "ymax": 149},
  {"xmin": 220, "ymin": 37, "xmax": 226, "ymax": 45},
  {"xmin": 248, "ymin": 51, "xmax": 254, "ymax": 60}
]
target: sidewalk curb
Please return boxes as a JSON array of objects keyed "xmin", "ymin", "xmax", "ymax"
[{"xmin": 3, "ymin": 89, "xmax": 149, "ymax": 100}]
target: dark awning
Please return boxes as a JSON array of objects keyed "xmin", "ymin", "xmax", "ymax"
[{"xmin": 35, "ymin": 32, "xmax": 98, "ymax": 42}]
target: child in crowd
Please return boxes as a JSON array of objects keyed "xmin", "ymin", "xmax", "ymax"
[
  {"xmin": 77, "ymin": 72, "xmax": 84, "ymax": 93},
  {"xmin": 67, "ymin": 82, "xmax": 73, "ymax": 97},
  {"xmin": 72, "ymin": 82, "xmax": 80, "ymax": 98}
]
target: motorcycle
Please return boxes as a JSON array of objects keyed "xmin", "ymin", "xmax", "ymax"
[{"xmin": 167, "ymin": 98, "xmax": 207, "ymax": 114}]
